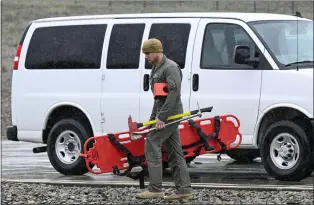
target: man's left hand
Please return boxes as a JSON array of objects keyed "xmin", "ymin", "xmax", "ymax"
[{"xmin": 156, "ymin": 117, "xmax": 165, "ymax": 130}]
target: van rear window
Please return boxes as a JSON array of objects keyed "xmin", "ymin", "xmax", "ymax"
[{"xmin": 25, "ymin": 24, "xmax": 107, "ymax": 69}]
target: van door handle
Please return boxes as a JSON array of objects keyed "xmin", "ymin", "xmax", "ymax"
[
  {"xmin": 143, "ymin": 74, "xmax": 149, "ymax": 91},
  {"xmin": 192, "ymin": 74, "xmax": 199, "ymax": 91}
]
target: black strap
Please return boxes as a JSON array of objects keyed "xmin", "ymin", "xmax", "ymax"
[
  {"xmin": 212, "ymin": 116, "xmax": 227, "ymax": 153},
  {"xmin": 213, "ymin": 116, "xmax": 220, "ymax": 138},
  {"xmin": 181, "ymin": 116, "xmax": 228, "ymax": 159},
  {"xmin": 107, "ymin": 134, "xmax": 146, "ymax": 177},
  {"xmin": 185, "ymin": 119, "xmax": 214, "ymax": 151},
  {"xmin": 181, "ymin": 116, "xmax": 221, "ymax": 150},
  {"xmin": 210, "ymin": 116, "xmax": 227, "ymax": 155},
  {"xmin": 108, "ymin": 134, "xmax": 131, "ymax": 157}
]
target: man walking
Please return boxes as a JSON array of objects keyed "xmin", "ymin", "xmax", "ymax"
[{"xmin": 136, "ymin": 38, "xmax": 192, "ymax": 200}]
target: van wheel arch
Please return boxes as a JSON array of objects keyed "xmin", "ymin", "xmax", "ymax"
[
  {"xmin": 43, "ymin": 105, "xmax": 94, "ymax": 144},
  {"xmin": 257, "ymin": 107, "xmax": 312, "ymax": 148}
]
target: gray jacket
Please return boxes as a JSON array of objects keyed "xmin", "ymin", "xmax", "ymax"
[{"xmin": 149, "ymin": 55, "xmax": 183, "ymax": 122}]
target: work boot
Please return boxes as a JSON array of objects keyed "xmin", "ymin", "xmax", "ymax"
[
  {"xmin": 135, "ymin": 191, "xmax": 164, "ymax": 199},
  {"xmin": 164, "ymin": 193, "xmax": 192, "ymax": 201}
]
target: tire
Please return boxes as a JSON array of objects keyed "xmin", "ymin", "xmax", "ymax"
[
  {"xmin": 47, "ymin": 118, "xmax": 93, "ymax": 175},
  {"xmin": 260, "ymin": 120, "xmax": 313, "ymax": 181}
]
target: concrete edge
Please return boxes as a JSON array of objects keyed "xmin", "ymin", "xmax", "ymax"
[{"xmin": 2, "ymin": 179, "xmax": 313, "ymax": 192}]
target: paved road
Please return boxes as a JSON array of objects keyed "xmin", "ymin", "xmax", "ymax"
[{"xmin": 1, "ymin": 140, "xmax": 313, "ymax": 190}]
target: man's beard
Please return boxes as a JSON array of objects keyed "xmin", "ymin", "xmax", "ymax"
[{"xmin": 151, "ymin": 58, "xmax": 158, "ymax": 65}]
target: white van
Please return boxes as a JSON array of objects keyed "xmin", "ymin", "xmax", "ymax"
[{"xmin": 7, "ymin": 12, "xmax": 313, "ymax": 181}]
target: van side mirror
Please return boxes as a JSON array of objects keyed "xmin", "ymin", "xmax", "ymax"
[{"xmin": 233, "ymin": 45, "xmax": 259, "ymax": 68}]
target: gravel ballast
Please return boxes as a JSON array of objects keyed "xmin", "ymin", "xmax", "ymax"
[{"xmin": 1, "ymin": 181, "xmax": 313, "ymax": 204}]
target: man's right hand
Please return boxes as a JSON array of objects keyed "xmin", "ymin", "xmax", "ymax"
[{"xmin": 156, "ymin": 117, "xmax": 165, "ymax": 130}]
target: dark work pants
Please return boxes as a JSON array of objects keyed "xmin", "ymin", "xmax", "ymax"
[{"xmin": 144, "ymin": 122, "xmax": 192, "ymax": 194}]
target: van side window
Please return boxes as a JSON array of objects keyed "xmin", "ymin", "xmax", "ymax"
[
  {"xmin": 25, "ymin": 24, "xmax": 107, "ymax": 69},
  {"xmin": 200, "ymin": 23, "xmax": 258, "ymax": 70},
  {"xmin": 145, "ymin": 23, "xmax": 191, "ymax": 69},
  {"xmin": 107, "ymin": 24, "xmax": 145, "ymax": 69}
]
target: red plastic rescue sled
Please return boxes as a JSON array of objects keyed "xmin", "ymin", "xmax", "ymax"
[{"xmin": 78, "ymin": 113, "xmax": 242, "ymax": 180}]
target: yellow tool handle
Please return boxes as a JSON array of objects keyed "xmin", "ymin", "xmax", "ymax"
[
  {"xmin": 136, "ymin": 106, "xmax": 213, "ymax": 128},
  {"xmin": 142, "ymin": 111, "xmax": 192, "ymax": 126}
]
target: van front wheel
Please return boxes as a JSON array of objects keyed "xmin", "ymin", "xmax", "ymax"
[
  {"xmin": 260, "ymin": 120, "xmax": 313, "ymax": 181},
  {"xmin": 47, "ymin": 118, "xmax": 92, "ymax": 175}
]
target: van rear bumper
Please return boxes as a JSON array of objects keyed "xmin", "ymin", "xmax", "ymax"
[{"xmin": 6, "ymin": 125, "xmax": 18, "ymax": 141}]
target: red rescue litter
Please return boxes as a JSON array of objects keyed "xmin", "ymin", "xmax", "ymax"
[{"xmin": 79, "ymin": 114, "xmax": 242, "ymax": 185}]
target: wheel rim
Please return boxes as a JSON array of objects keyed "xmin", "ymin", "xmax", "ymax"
[
  {"xmin": 55, "ymin": 130, "xmax": 81, "ymax": 164},
  {"xmin": 270, "ymin": 133, "xmax": 300, "ymax": 169}
]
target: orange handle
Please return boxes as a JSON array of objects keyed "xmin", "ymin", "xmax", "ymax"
[{"xmin": 229, "ymin": 133, "xmax": 242, "ymax": 149}]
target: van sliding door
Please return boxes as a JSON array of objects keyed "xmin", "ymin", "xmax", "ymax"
[
  {"xmin": 101, "ymin": 19, "xmax": 147, "ymax": 134},
  {"xmin": 139, "ymin": 18, "xmax": 200, "ymax": 122}
]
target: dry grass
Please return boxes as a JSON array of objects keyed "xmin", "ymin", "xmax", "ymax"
[{"xmin": 1, "ymin": 0, "xmax": 313, "ymax": 137}]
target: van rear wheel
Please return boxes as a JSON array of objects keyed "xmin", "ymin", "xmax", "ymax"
[
  {"xmin": 47, "ymin": 118, "xmax": 93, "ymax": 175},
  {"xmin": 260, "ymin": 120, "xmax": 313, "ymax": 181}
]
